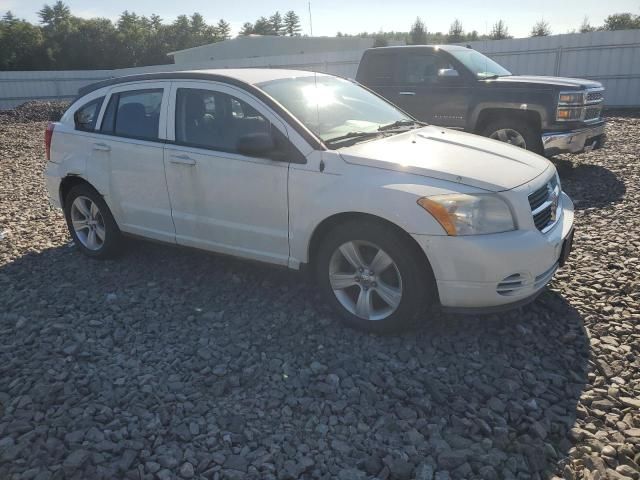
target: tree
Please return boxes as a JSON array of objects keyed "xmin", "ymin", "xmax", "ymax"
[
  {"xmin": 283, "ymin": 10, "xmax": 301, "ymax": 36},
  {"xmin": 252, "ymin": 16, "xmax": 273, "ymax": 35},
  {"xmin": 270, "ymin": 11, "xmax": 283, "ymax": 35},
  {"xmin": 373, "ymin": 32, "xmax": 388, "ymax": 47},
  {"xmin": 409, "ymin": 17, "xmax": 427, "ymax": 44},
  {"xmin": 239, "ymin": 22, "xmax": 254, "ymax": 35},
  {"xmin": 490, "ymin": 20, "xmax": 510, "ymax": 40},
  {"xmin": 530, "ymin": 19, "xmax": 551, "ymax": 37},
  {"xmin": 603, "ymin": 13, "xmax": 640, "ymax": 31},
  {"xmin": 0, "ymin": 12, "xmax": 46, "ymax": 69},
  {"xmin": 216, "ymin": 19, "xmax": 231, "ymax": 39},
  {"xmin": 579, "ymin": 17, "xmax": 596, "ymax": 33},
  {"xmin": 447, "ymin": 19, "xmax": 464, "ymax": 43}
]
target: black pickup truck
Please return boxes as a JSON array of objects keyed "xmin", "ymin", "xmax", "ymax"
[{"xmin": 355, "ymin": 45, "xmax": 606, "ymax": 156}]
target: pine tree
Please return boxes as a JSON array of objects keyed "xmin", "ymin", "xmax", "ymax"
[
  {"xmin": 283, "ymin": 11, "xmax": 301, "ymax": 36},
  {"xmin": 490, "ymin": 20, "xmax": 510, "ymax": 40},
  {"xmin": 270, "ymin": 11, "xmax": 283, "ymax": 35},
  {"xmin": 252, "ymin": 16, "xmax": 273, "ymax": 35},
  {"xmin": 216, "ymin": 19, "xmax": 231, "ymax": 39},
  {"xmin": 239, "ymin": 22, "xmax": 254, "ymax": 35},
  {"xmin": 448, "ymin": 19, "xmax": 464, "ymax": 43},
  {"xmin": 530, "ymin": 19, "xmax": 551, "ymax": 37},
  {"xmin": 409, "ymin": 17, "xmax": 427, "ymax": 45}
]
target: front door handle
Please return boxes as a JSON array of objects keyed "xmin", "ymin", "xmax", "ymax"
[
  {"xmin": 399, "ymin": 91, "xmax": 416, "ymax": 96},
  {"xmin": 169, "ymin": 154, "xmax": 196, "ymax": 166},
  {"xmin": 93, "ymin": 143, "xmax": 111, "ymax": 152}
]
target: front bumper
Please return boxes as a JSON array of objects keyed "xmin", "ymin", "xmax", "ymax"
[
  {"xmin": 412, "ymin": 192, "xmax": 574, "ymax": 312},
  {"xmin": 542, "ymin": 122, "xmax": 606, "ymax": 156}
]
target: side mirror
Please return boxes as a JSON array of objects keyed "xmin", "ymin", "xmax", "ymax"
[
  {"xmin": 236, "ymin": 132, "xmax": 275, "ymax": 157},
  {"xmin": 437, "ymin": 68, "xmax": 460, "ymax": 79}
]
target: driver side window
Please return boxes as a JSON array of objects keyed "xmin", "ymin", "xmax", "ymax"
[
  {"xmin": 401, "ymin": 54, "xmax": 453, "ymax": 84},
  {"xmin": 175, "ymin": 88, "xmax": 270, "ymax": 153}
]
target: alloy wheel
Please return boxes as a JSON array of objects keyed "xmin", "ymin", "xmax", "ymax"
[
  {"xmin": 328, "ymin": 240, "xmax": 403, "ymax": 321},
  {"xmin": 70, "ymin": 196, "xmax": 106, "ymax": 251}
]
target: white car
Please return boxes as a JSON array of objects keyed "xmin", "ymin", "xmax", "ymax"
[{"xmin": 45, "ymin": 69, "xmax": 575, "ymax": 333}]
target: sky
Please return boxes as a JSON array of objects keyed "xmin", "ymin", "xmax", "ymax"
[{"xmin": 1, "ymin": 0, "xmax": 638, "ymax": 38}]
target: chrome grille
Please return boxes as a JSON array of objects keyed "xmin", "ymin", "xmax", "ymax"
[
  {"xmin": 529, "ymin": 176, "xmax": 560, "ymax": 233},
  {"xmin": 586, "ymin": 91, "xmax": 603, "ymax": 103},
  {"xmin": 585, "ymin": 106, "xmax": 602, "ymax": 121}
]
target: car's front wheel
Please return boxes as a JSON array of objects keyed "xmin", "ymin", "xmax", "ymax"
[
  {"xmin": 64, "ymin": 183, "xmax": 122, "ymax": 259},
  {"xmin": 315, "ymin": 221, "xmax": 435, "ymax": 333}
]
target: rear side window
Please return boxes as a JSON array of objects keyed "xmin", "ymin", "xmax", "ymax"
[
  {"xmin": 74, "ymin": 97, "xmax": 104, "ymax": 131},
  {"xmin": 359, "ymin": 53, "xmax": 395, "ymax": 86},
  {"xmin": 100, "ymin": 89, "xmax": 163, "ymax": 141}
]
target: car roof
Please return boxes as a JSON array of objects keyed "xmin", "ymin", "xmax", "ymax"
[
  {"xmin": 365, "ymin": 44, "xmax": 470, "ymax": 53},
  {"xmin": 77, "ymin": 68, "xmax": 328, "ymax": 97},
  {"xmin": 74, "ymin": 68, "xmax": 329, "ymax": 151}
]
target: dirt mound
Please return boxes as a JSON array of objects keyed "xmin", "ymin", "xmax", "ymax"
[{"xmin": 0, "ymin": 100, "xmax": 70, "ymax": 124}]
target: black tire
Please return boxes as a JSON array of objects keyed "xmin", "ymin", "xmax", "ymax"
[
  {"xmin": 315, "ymin": 220, "xmax": 436, "ymax": 334},
  {"xmin": 481, "ymin": 117, "xmax": 543, "ymax": 154},
  {"xmin": 63, "ymin": 183, "xmax": 123, "ymax": 259}
]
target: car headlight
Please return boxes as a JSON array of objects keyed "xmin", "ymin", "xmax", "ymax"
[{"xmin": 417, "ymin": 193, "xmax": 515, "ymax": 235}]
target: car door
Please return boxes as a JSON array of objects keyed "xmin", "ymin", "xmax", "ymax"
[
  {"xmin": 164, "ymin": 82, "xmax": 292, "ymax": 265},
  {"xmin": 393, "ymin": 51, "xmax": 472, "ymax": 129},
  {"xmin": 89, "ymin": 82, "xmax": 175, "ymax": 243}
]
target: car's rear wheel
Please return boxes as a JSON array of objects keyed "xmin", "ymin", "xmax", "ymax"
[
  {"xmin": 315, "ymin": 221, "xmax": 435, "ymax": 333},
  {"xmin": 64, "ymin": 184, "xmax": 122, "ymax": 259},
  {"xmin": 482, "ymin": 117, "xmax": 543, "ymax": 154}
]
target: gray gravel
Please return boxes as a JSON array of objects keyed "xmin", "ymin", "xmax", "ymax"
[{"xmin": 0, "ymin": 112, "xmax": 639, "ymax": 480}]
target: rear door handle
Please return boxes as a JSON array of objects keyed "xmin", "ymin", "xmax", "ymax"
[
  {"xmin": 169, "ymin": 154, "xmax": 196, "ymax": 166},
  {"xmin": 399, "ymin": 91, "xmax": 416, "ymax": 96},
  {"xmin": 93, "ymin": 143, "xmax": 111, "ymax": 152}
]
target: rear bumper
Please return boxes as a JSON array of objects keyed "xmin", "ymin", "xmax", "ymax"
[
  {"xmin": 44, "ymin": 161, "xmax": 62, "ymax": 208},
  {"xmin": 542, "ymin": 122, "xmax": 606, "ymax": 156}
]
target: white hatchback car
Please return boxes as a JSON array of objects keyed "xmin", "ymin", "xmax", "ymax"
[{"xmin": 45, "ymin": 69, "xmax": 575, "ymax": 333}]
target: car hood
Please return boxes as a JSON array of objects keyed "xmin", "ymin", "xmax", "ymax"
[
  {"xmin": 490, "ymin": 75, "xmax": 602, "ymax": 89},
  {"xmin": 338, "ymin": 126, "xmax": 551, "ymax": 192}
]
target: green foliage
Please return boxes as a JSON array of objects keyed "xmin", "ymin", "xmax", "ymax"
[
  {"xmin": 579, "ymin": 17, "xmax": 596, "ymax": 33},
  {"xmin": 530, "ymin": 19, "xmax": 551, "ymax": 37},
  {"xmin": 448, "ymin": 19, "xmax": 464, "ymax": 43},
  {"xmin": 603, "ymin": 13, "xmax": 640, "ymax": 30},
  {"xmin": 490, "ymin": 20, "xmax": 511, "ymax": 40},
  {"xmin": 0, "ymin": 1, "xmax": 235, "ymax": 70},
  {"xmin": 409, "ymin": 17, "xmax": 427, "ymax": 45},
  {"xmin": 284, "ymin": 11, "xmax": 301, "ymax": 36}
]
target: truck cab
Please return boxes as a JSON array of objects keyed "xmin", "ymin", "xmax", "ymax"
[{"xmin": 356, "ymin": 45, "xmax": 606, "ymax": 156}]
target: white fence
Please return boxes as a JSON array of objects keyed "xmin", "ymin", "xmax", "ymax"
[{"xmin": 1, "ymin": 29, "xmax": 640, "ymax": 109}]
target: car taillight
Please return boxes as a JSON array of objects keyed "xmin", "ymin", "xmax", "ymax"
[{"xmin": 45, "ymin": 122, "xmax": 55, "ymax": 161}]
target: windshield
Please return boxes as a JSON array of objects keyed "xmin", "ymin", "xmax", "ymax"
[
  {"xmin": 258, "ymin": 75, "xmax": 415, "ymax": 145},
  {"xmin": 449, "ymin": 49, "xmax": 511, "ymax": 79}
]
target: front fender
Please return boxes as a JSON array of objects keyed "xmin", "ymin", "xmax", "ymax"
[
  {"xmin": 469, "ymin": 102, "xmax": 549, "ymax": 131},
  {"xmin": 288, "ymin": 154, "xmax": 482, "ymax": 266}
]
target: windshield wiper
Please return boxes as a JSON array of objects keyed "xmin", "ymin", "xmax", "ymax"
[
  {"xmin": 378, "ymin": 119, "xmax": 426, "ymax": 131},
  {"xmin": 324, "ymin": 131, "xmax": 382, "ymax": 146}
]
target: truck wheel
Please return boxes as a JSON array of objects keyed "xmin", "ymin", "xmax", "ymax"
[
  {"xmin": 482, "ymin": 118, "xmax": 542, "ymax": 154},
  {"xmin": 315, "ymin": 220, "xmax": 435, "ymax": 334}
]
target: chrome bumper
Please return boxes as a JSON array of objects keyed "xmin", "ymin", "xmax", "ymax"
[{"xmin": 542, "ymin": 123, "xmax": 606, "ymax": 156}]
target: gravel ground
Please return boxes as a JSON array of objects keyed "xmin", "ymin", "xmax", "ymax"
[{"xmin": 0, "ymin": 112, "xmax": 638, "ymax": 480}]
